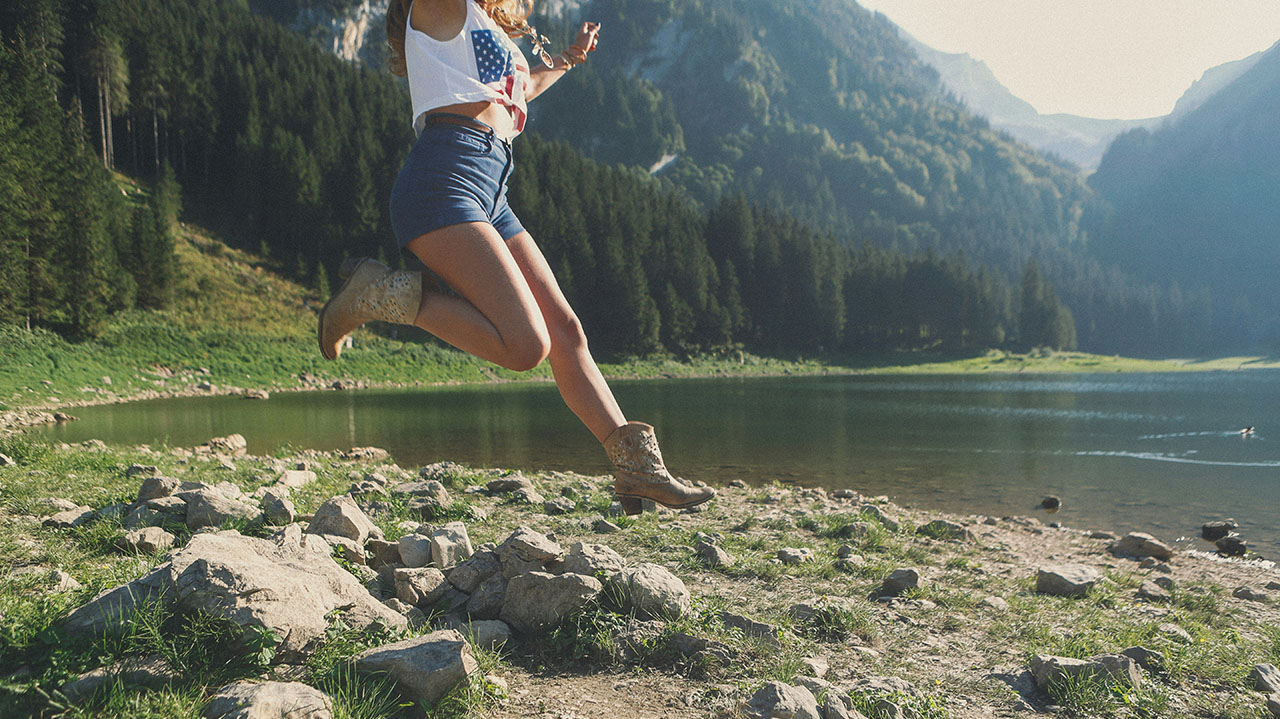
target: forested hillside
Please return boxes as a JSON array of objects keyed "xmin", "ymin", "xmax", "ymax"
[{"xmin": 1089, "ymin": 40, "xmax": 1280, "ymax": 351}]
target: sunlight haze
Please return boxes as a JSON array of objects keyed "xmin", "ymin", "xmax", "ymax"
[{"xmin": 858, "ymin": 0, "xmax": 1280, "ymax": 119}]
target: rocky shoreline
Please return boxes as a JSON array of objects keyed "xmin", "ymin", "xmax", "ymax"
[{"xmin": 2, "ymin": 435, "xmax": 1279, "ymax": 718}]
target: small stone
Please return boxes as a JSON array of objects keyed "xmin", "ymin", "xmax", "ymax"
[
  {"xmin": 832, "ymin": 489, "xmax": 858, "ymax": 499},
  {"xmin": 860, "ymin": 504, "xmax": 899, "ymax": 531},
  {"xmin": 202, "ymin": 680, "xmax": 332, "ymax": 719},
  {"xmin": 1216, "ymin": 534, "xmax": 1248, "ymax": 557},
  {"xmin": 116, "ymin": 527, "xmax": 175, "ymax": 555},
  {"xmin": 274, "ymin": 470, "xmax": 316, "ymax": 489},
  {"xmin": 260, "ymin": 489, "xmax": 295, "ymax": 525},
  {"xmin": 125, "ymin": 464, "xmax": 159, "ymax": 478},
  {"xmin": 1153, "ymin": 576, "xmax": 1175, "ymax": 590},
  {"xmin": 1035, "ymin": 565, "xmax": 1102, "ymax": 597},
  {"xmin": 430, "ymin": 522, "xmax": 473, "ymax": 569},
  {"xmin": 439, "ymin": 616, "xmax": 513, "ymax": 650},
  {"xmin": 1089, "ymin": 530, "xmax": 1117, "ymax": 540},
  {"xmin": 728, "ymin": 480, "xmax": 748, "ymax": 489},
  {"xmin": 180, "ymin": 488, "xmax": 260, "ymax": 531},
  {"xmin": 499, "ymin": 571, "xmax": 603, "ymax": 633},
  {"xmin": 366, "ymin": 539, "xmax": 401, "ymax": 569},
  {"xmin": 800, "ymin": 656, "xmax": 829, "ymax": 678},
  {"xmin": 394, "ymin": 567, "xmax": 448, "ymax": 608},
  {"xmin": 1157, "ymin": 622, "xmax": 1193, "ymax": 644},
  {"xmin": 50, "ymin": 569, "xmax": 82, "ymax": 592},
  {"xmin": 123, "ymin": 505, "xmax": 165, "ymax": 529},
  {"xmin": 1233, "ymin": 586, "xmax": 1270, "ymax": 603},
  {"xmin": 1136, "ymin": 581, "xmax": 1170, "ymax": 602},
  {"xmin": 1201, "ymin": 519, "xmax": 1238, "ymax": 541},
  {"xmin": 917, "ymin": 519, "xmax": 972, "ymax": 540},
  {"xmin": 486, "ymin": 474, "xmax": 535, "ymax": 494},
  {"xmin": 694, "ymin": 540, "xmax": 733, "ymax": 568},
  {"xmin": 593, "ymin": 518, "xmax": 621, "ymax": 534},
  {"xmin": 610, "ymin": 563, "xmax": 691, "ymax": 620},
  {"xmin": 447, "ymin": 550, "xmax": 501, "ymax": 593},
  {"xmin": 306, "ymin": 495, "xmax": 380, "ymax": 545},
  {"xmin": 743, "ymin": 681, "xmax": 821, "ymax": 719},
  {"xmin": 353, "ymin": 630, "xmax": 477, "ymax": 706},
  {"xmin": 244, "ymin": 389, "xmax": 270, "ymax": 400},
  {"xmin": 397, "ymin": 534, "xmax": 433, "ymax": 568},
  {"xmin": 1266, "ymin": 694, "xmax": 1280, "ymax": 719},
  {"xmin": 342, "ymin": 447, "xmax": 389, "ymax": 462},
  {"xmin": 1109, "ymin": 532, "xmax": 1174, "ymax": 561},
  {"xmin": 496, "ymin": 525, "xmax": 562, "ymax": 563},
  {"xmin": 465, "ymin": 573, "xmax": 508, "ymax": 619},
  {"xmin": 136, "ymin": 476, "xmax": 181, "ymax": 503},
  {"xmin": 43, "ymin": 506, "xmax": 94, "ymax": 529},
  {"xmin": 1039, "ymin": 495, "xmax": 1061, "ymax": 511},
  {"xmin": 879, "ymin": 568, "xmax": 921, "ymax": 597},
  {"xmin": 1120, "ymin": 646, "xmax": 1165, "ymax": 673},
  {"xmin": 980, "ymin": 596, "xmax": 1009, "ymax": 612},
  {"xmin": 560, "ymin": 542, "xmax": 626, "ymax": 577},
  {"xmin": 778, "ymin": 547, "xmax": 814, "ymax": 565},
  {"xmin": 543, "ymin": 497, "xmax": 576, "ymax": 515}
]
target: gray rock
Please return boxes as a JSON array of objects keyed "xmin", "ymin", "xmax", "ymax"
[
  {"xmin": 260, "ymin": 490, "xmax": 295, "ymax": 525},
  {"xmin": 593, "ymin": 519, "xmax": 622, "ymax": 534},
  {"xmin": 1039, "ymin": 495, "xmax": 1061, "ymax": 511},
  {"xmin": 1266, "ymin": 694, "xmax": 1280, "ymax": 719},
  {"xmin": 137, "ymin": 476, "xmax": 180, "ymax": 502},
  {"xmin": 430, "ymin": 522, "xmax": 473, "ymax": 569},
  {"xmin": 980, "ymin": 596, "xmax": 1009, "ymax": 612},
  {"xmin": 397, "ymin": 534, "xmax": 434, "ymax": 568},
  {"xmin": 65, "ymin": 529, "xmax": 406, "ymax": 661},
  {"xmin": 800, "ymin": 656, "xmax": 829, "ymax": 679},
  {"xmin": 694, "ymin": 540, "xmax": 733, "ymax": 568},
  {"xmin": 543, "ymin": 497, "xmax": 576, "ymax": 515},
  {"xmin": 365, "ymin": 539, "xmax": 401, "ymax": 570},
  {"xmin": 180, "ymin": 488, "xmax": 260, "ymax": 531},
  {"xmin": 1035, "ymin": 565, "xmax": 1102, "ymax": 597},
  {"xmin": 440, "ymin": 617, "xmax": 512, "ymax": 650},
  {"xmin": 49, "ymin": 569, "xmax": 82, "ymax": 592},
  {"xmin": 721, "ymin": 612, "xmax": 782, "ymax": 645},
  {"xmin": 201, "ymin": 434, "xmax": 248, "ymax": 457},
  {"xmin": 390, "ymin": 480, "xmax": 451, "ymax": 506},
  {"xmin": 1234, "ymin": 586, "xmax": 1271, "ymax": 602},
  {"xmin": 126, "ymin": 464, "xmax": 159, "ymax": 478},
  {"xmin": 342, "ymin": 446, "xmax": 389, "ymax": 462},
  {"xmin": 879, "ymin": 568, "xmax": 921, "ymax": 597},
  {"xmin": 509, "ymin": 487, "xmax": 545, "ymax": 505},
  {"xmin": 116, "ymin": 527, "xmax": 175, "ymax": 555},
  {"xmin": 778, "ymin": 548, "xmax": 815, "ymax": 565},
  {"xmin": 1158, "ymin": 622, "xmax": 1193, "ymax": 644},
  {"xmin": 1030, "ymin": 654, "xmax": 1142, "ymax": 689},
  {"xmin": 0, "ymin": 452, "xmax": 14, "ymax": 467},
  {"xmin": 1200, "ymin": 519, "xmax": 1238, "ymax": 541},
  {"xmin": 1254, "ymin": 664, "xmax": 1280, "ymax": 694},
  {"xmin": 146, "ymin": 496, "xmax": 188, "ymax": 516},
  {"xmin": 1109, "ymin": 532, "xmax": 1174, "ymax": 561},
  {"xmin": 1120, "ymin": 646, "xmax": 1165, "ymax": 673},
  {"xmin": 202, "ymin": 680, "xmax": 332, "ymax": 719},
  {"xmin": 62, "ymin": 655, "xmax": 177, "ymax": 704},
  {"xmin": 465, "ymin": 573, "xmax": 508, "ymax": 619},
  {"xmin": 560, "ymin": 542, "xmax": 625, "ymax": 578},
  {"xmin": 859, "ymin": 505, "xmax": 899, "ymax": 531},
  {"xmin": 394, "ymin": 567, "xmax": 448, "ymax": 608},
  {"xmin": 1153, "ymin": 576, "xmax": 1175, "ymax": 590},
  {"xmin": 43, "ymin": 506, "xmax": 94, "ymax": 529},
  {"xmin": 447, "ymin": 550, "xmax": 501, "ymax": 593},
  {"xmin": 486, "ymin": 474, "xmax": 534, "ymax": 494},
  {"xmin": 122, "ymin": 506, "xmax": 165, "ymax": 530},
  {"xmin": 1136, "ymin": 581, "xmax": 1170, "ymax": 602},
  {"xmin": 743, "ymin": 681, "xmax": 821, "ymax": 719},
  {"xmin": 305, "ymin": 496, "xmax": 380, "ymax": 545},
  {"xmin": 610, "ymin": 563, "xmax": 690, "ymax": 620},
  {"xmin": 917, "ymin": 519, "xmax": 972, "ymax": 541},
  {"xmin": 496, "ymin": 525, "xmax": 562, "ymax": 564},
  {"xmin": 1216, "ymin": 534, "xmax": 1248, "ymax": 556},
  {"xmin": 353, "ymin": 630, "xmax": 476, "ymax": 707},
  {"xmin": 500, "ymin": 572, "xmax": 602, "ymax": 633},
  {"xmin": 274, "ymin": 470, "xmax": 316, "ymax": 490}
]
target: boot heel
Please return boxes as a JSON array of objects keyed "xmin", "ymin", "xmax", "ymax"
[{"xmin": 618, "ymin": 496, "xmax": 643, "ymax": 516}]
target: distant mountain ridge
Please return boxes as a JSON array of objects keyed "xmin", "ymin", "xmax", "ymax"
[{"xmin": 900, "ymin": 27, "xmax": 1265, "ymax": 170}]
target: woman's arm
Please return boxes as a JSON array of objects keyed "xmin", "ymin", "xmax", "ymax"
[{"xmin": 525, "ymin": 22, "xmax": 600, "ymax": 101}]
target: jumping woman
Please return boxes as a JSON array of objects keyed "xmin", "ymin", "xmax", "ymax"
[{"xmin": 317, "ymin": 0, "xmax": 714, "ymax": 515}]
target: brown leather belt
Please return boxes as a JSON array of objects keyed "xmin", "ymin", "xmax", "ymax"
[{"xmin": 422, "ymin": 112, "xmax": 496, "ymax": 135}]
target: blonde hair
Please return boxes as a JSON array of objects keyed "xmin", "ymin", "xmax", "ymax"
[{"xmin": 387, "ymin": 0, "xmax": 537, "ymax": 78}]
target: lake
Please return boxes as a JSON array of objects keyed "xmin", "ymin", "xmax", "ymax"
[{"xmin": 33, "ymin": 372, "xmax": 1280, "ymax": 554}]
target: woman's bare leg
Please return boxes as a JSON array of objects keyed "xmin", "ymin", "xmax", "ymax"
[
  {"xmin": 403, "ymin": 222, "xmax": 550, "ymax": 372},
  {"xmin": 504, "ymin": 231, "xmax": 626, "ymax": 442}
]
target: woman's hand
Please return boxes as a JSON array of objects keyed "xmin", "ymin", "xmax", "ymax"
[{"xmin": 573, "ymin": 22, "xmax": 600, "ymax": 54}]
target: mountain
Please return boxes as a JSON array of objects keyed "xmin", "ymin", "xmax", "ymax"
[
  {"xmin": 899, "ymin": 31, "xmax": 1154, "ymax": 170},
  {"xmin": 900, "ymin": 29, "xmax": 1267, "ymax": 171},
  {"xmin": 1088, "ymin": 39, "xmax": 1280, "ymax": 349}
]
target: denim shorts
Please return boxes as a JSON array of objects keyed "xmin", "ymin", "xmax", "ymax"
[{"xmin": 389, "ymin": 120, "xmax": 525, "ymax": 248}]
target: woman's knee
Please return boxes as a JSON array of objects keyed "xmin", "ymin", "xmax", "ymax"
[{"xmin": 546, "ymin": 310, "xmax": 588, "ymax": 355}]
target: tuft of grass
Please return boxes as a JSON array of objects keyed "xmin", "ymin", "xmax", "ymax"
[{"xmin": 848, "ymin": 689, "xmax": 950, "ymax": 719}]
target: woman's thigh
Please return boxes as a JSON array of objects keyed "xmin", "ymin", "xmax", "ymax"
[
  {"xmin": 406, "ymin": 222, "xmax": 548, "ymax": 345},
  {"xmin": 504, "ymin": 231, "xmax": 585, "ymax": 347}
]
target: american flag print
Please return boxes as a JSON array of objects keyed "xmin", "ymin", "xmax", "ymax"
[{"xmin": 471, "ymin": 29, "xmax": 527, "ymax": 131}]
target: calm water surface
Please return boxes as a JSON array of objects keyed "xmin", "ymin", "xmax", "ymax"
[{"xmin": 34, "ymin": 372, "xmax": 1280, "ymax": 554}]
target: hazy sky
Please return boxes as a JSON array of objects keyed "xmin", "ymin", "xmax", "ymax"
[{"xmin": 857, "ymin": 0, "xmax": 1280, "ymax": 119}]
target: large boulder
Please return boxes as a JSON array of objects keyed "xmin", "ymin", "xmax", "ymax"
[
  {"xmin": 202, "ymin": 680, "xmax": 332, "ymax": 719},
  {"xmin": 353, "ymin": 630, "xmax": 477, "ymax": 706},
  {"xmin": 305, "ymin": 496, "xmax": 381, "ymax": 545},
  {"xmin": 499, "ymin": 571, "xmax": 602, "ymax": 633},
  {"xmin": 1035, "ymin": 565, "xmax": 1102, "ymax": 597},
  {"xmin": 63, "ymin": 528, "xmax": 406, "ymax": 662},
  {"xmin": 609, "ymin": 563, "xmax": 690, "ymax": 620}
]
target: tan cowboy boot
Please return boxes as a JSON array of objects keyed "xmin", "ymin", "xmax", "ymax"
[
  {"xmin": 604, "ymin": 421, "xmax": 715, "ymax": 515},
  {"xmin": 318, "ymin": 258, "xmax": 422, "ymax": 360}
]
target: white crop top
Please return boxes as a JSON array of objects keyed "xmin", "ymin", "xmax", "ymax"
[{"xmin": 405, "ymin": 0, "xmax": 530, "ymax": 138}]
